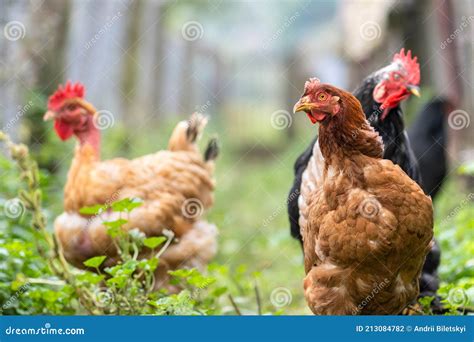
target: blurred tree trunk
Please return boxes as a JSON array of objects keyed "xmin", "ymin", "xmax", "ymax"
[
  {"xmin": 284, "ymin": 53, "xmax": 294, "ymax": 139},
  {"xmin": 151, "ymin": 1, "xmax": 170, "ymax": 116},
  {"xmin": 211, "ymin": 52, "xmax": 225, "ymax": 118},
  {"xmin": 25, "ymin": 0, "xmax": 70, "ymax": 153},
  {"xmin": 30, "ymin": 0, "xmax": 70, "ymax": 97},
  {"xmin": 122, "ymin": 0, "xmax": 143, "ymax": 124},
  {"xmin": 179, "ymin": 41, "xmax": 195, "ymax": 115},
  {"xmin": 65, "ymin": 0, "xmax": 129, "ymax": 120},
  {"xmin": 0, "ymin": 0, "xmax": 31, "ymax": 139},
  {"xmin": 284, "ymin": 52, "xmax": 304, "ymax": 139},
  {"xmin": 133, "ymin": 0, "xmax": 170, "ymax": 119},
  {"xmin": 435, "ymin": 0, "xmax": 473, "ymax": 173},
  {"xmin": 450, "ymin": 0, "xmax": 473, "ymax": 162}
]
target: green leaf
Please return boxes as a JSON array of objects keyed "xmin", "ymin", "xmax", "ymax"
[
  {"xmin": 111, "ymin": 198, "xmax": 143, "ymax": 212},
  {"xmin": 76, "ymin": 272, "xmax": 105, "ymax": 285},
  {"xmin": 83, "ymin": 255, "xmax": 107, "ymax": 268},
  {"xmin": 121, "ymin": 260, "xmax": 139, "ymax": 275},
  {"xmin": 103, "ymin": 218, "xmax": 128, "ymax": 228},
  {"xmin": 168, "ymin": 268, "xmax": 215, "ymax": 289},
  {"xmin": 106, "ymin": 275, "xmax": 128, "ymax": 289},
  {"xmin": 418, "ymin": 296, "xmax": 435, "ymax": 307},
  {"xmin": 79, "ymin": 204, "xmax": 107, "ymax": 215},
  {"xmin": 105, "ymin": 264, "xmax": 121, "ymax": 276},
  {"xmin": 146, "ymin": 258, "xmax": 159, "ymax": 271},
  {"xmin": 143, "ymin": 236, "xmax": 166, "ymax": 249},
  {"xmin": 103, "ymin": 219, "xmax": 128, "ymax": 238},
  {"xmin": 138, "ymin": 258, "xmax": 159, "ymax": 271},
  {"xmin": 168, "ymin": 269, "xmax": 194, "ymax": 278},
  {"xmin": 212, "ymin": 286, "xmax": 228, "ymax": 297}
]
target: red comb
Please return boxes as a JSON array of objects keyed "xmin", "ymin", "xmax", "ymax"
[
  {"xmin": 304, "ymin": 77, "xmax": 321, "ymax": 94},
  {"xmin": 48, "ymin": 81, "xmax": 85, "ymax": 111},
  {"xmin": 393, "ymin": 48, "xmax": 420, "ymax": 85}
]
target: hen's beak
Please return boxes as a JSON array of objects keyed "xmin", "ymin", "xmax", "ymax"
[
  {"xmin": 43, "ymin": 110, "xmax": 56, "ymax": 121},
  {"xmin": 407, "ymin": 85, "xmax": 421, "ymax": 97},
  {"xmin": 293, "ymin": 96, "xmax": 314, "ymax": 113}
]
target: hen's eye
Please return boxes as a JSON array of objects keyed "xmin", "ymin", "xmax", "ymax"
[
  {"xmin": 66, "ymin": 104, "xmax": 77, "ymax": 111},
  {"xmin": 318, "ymin": 93, "xmax": 327, "ymax": 101}
]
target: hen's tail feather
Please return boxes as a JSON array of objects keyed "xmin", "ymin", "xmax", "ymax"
[
  {"xmin": 204, "ymin": 138, "xmax": 219, "ymax": 161},
  {"xmin": 168, "ymin": 113, "xmax": 208, "ymax": 152},
  {"xmin": 186, "ymin": 113, "xmax": 208, "ymax": 143}
]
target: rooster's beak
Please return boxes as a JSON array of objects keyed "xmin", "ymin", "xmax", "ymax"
[
  {"xmin": 43, "ymin": 110, "xmax": 56, "ymax": 121},
  {"xmin": 293, "ymin": 96, "xmax": 314, "ymax": 113},
  {"xmin": 407, "ymin": 85, "xmax": 421, "ymax": 97}
]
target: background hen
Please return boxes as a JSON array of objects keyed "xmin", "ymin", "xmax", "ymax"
[
  {"xmin": 294, "ymin": 79, "xmax": 433, "ymax": 315},
  {"xmin": 44, "ymin": 82, "xmax": 219, "ymax": 285}
]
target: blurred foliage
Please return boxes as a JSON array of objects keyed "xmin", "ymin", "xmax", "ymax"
[{"xmin": 432, "ymin": 177, "xmax": 474, "ymax": 310}]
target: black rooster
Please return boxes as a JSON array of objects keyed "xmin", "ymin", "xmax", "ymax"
[
  {"xmin": 288, "ymin": 49, "xmax": 441, "ymax": 305},
  {"xmin": 409, "ymin": 98, "xmax": 450, "ymax": 199}
]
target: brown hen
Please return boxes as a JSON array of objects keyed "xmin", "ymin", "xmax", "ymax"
[
  {"xmin": 44, "ymin": 82, "xmax": 219, "ymax": 285},
  {"xmin": 293, "ymin": 79, "xmax": 433, "ymax": 315}
]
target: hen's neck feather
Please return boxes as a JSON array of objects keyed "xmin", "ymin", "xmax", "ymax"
[
  {"xmin": 75, "ymin": 117, "xmax": 101, "ymax": 159},
  {"xmin": 318, "ymin": 93, "xmax": 383, "ymax": 171}
]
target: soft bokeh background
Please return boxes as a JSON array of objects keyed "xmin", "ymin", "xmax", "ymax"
[{"xmin": 1, "ymin": 0, "xmax": 473, "ymax": 314}]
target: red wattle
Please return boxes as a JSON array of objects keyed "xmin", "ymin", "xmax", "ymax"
[
  {"xmin": 54, "ymin": 119, "xmax": 74, "ymax": 141},
  {"xmin": 313, "ymin": 112, "xmax": 327, "ymax": 122},
  {"xmin": 306, "ymin": 112, "xmax": 317, "ymax": 124},
  {"xmin": 306, "ymin": 111, "xmax": 327, "ymax": 123}
]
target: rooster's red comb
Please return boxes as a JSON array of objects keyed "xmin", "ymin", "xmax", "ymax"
[
  {"xmin": 48, "ymin": 81, "xmax": 85, "ymax": 111},
  {"xmin": 393, "ymin": 48, "xmax": 420, "ymax": 85}
]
